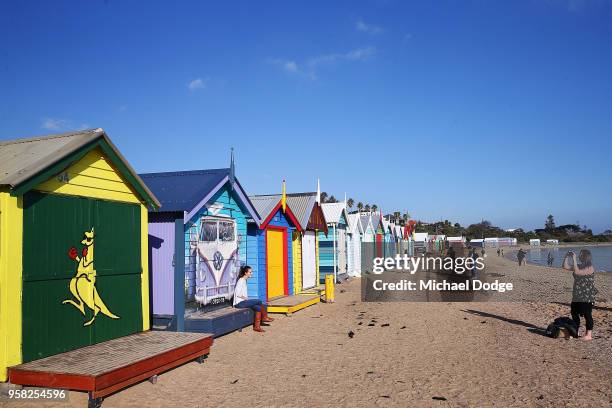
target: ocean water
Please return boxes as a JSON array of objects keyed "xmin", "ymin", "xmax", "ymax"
[{"xmin": 522, "ymin": 246, "xmax": 612, "ymax": 273}]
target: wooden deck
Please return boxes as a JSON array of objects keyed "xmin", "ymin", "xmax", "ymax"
[
  {"xmin": 8, "ymin": 331, "xmax": 213, "ymax": 406},
  {"xmin": 184, "ymin": 307, "xmax": 254, "ymax": 337},
  {"xmin": 299, "ymin": 285, "xmax": 325, "ymax": 296},
  {"xmin": 267, "ymin": 294, "xmax": 320, "ymax": 315}
]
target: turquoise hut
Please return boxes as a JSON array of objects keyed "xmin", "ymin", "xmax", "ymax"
[{"xmin": 319, "ymin": 202, "xmax": 350, "ymax": 283}]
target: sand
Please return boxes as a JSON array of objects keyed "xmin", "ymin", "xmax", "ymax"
[{"xmin": 5, "ymin": 253, "xmax": 611, "ymax": 407}]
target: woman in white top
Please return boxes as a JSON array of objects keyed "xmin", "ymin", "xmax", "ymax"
[{"xmin": 233, "ymin": 266, "xmax": 274, "ymax": 332}]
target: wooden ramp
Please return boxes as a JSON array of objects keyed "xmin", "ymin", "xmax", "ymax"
[
  {"xmin": 8, "ymin": 331, "xmax": 213, "ymax": 407},
  {"xmin": 267, "ymin": 294, "xmax": 320, "ymax": 315}
]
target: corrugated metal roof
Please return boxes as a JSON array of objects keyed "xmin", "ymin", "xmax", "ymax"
[
  {"xmin": 140, "ymin": 169, "xmax": 228, "ymax": 212},
  {"xmin": 321, "ymin": 202, "xmax": 347, "ymax": 224},
  {"xmin": 382, "ymin": 219, "xmax": 391, "ymax": 234},
  {"xmin": 285, "ymin": 193, "xmax": 316, "ymax": 230},
  {"xmin": 359, "ymin": 214, "xmax": 372, "ymax": 231},
  {"xmin": 347, "ymin": 213, "xmax": 362, "ymax": 234},
  {"xmin": 371, "ymin": 212, "xmax": 382, "ymax": 230},
  {"xmin": 0, "ymin": 128, "xmax": 160, "ymax": 207},
  {"xmin": 249, "ymin": 194, "xmax": 281, "ymax": 221}
]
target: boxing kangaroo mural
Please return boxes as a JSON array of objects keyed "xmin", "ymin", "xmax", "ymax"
[{"xmin": 63, "ymin": 227, "xmax": 120, "ymax": 326}]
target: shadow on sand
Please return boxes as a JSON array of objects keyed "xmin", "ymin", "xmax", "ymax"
[
  {"xmin": 462, "ymin": 309, "xmax": 549, "ymax": 337},
  {"xmin": 552, "ymin": 302, "xmax": 612, "ymax": 312}
]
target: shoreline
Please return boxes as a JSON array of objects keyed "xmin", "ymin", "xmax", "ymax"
[{"xmin": 502, "ymin": 245, "xmax": 611, "ymax": 273}]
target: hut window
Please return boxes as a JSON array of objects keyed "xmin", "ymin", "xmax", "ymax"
[
  {"xmin": 200, "ymin": 221, "xmax": 217, "ymax": 242},
  {"xmin": 219, "ymin": 221, "xmax": 235, "ymax": 242}
]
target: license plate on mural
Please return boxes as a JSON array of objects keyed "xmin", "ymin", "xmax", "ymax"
[{"xmin": 207, "ymin": 297, "xmax": 227, "ymax": 305}]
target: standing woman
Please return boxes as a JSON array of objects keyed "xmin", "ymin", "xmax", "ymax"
[
  {"xmin": 563, "ymin": 250, "xmax": 597, "ymax": 340},
  {"xmin": 233, "ymin": 265, "xmax": 274, "ymax": 333}
]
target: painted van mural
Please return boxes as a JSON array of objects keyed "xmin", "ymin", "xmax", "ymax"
[{"xmin": 190, "ymin": 214, "xmax": 240, "ymax": 305}]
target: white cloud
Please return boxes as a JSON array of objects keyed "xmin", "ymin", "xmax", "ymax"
[
  {"xmin": 356, "ymin": 20, "xmax": 384, "ymax": 35},
  {"xmin": 283, "ymin": 60, "xmax": 299, "ymax": 73},
  {"xmin": 309, "ymin": 47, "xmax": 376, "ymax": 66},
  {"xmin": 41, "ymin": 118, "xmax": 91, "ymax": 132},
  {"xmin": 269, "ymin": 59, "xmax": 316, "ymax": 79},
  {"xmin": 188, "ymin": 77, "xmax": 208, "ymax": 91},
  {"xmin": 41, "ymin": 118, "xmax": 69, "ymax": 130},
  {"xmin": 269, "ymin": 59, "xmax": 300, "ymax": 73},
  {"xmin": 268, "ymin": 47, "xmax": 376, "ymax": 80},
  {"xmin": 345, "ymin": 47, "xmax": 376, "ymax": 61}
]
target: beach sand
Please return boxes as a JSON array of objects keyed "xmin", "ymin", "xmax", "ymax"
[{"xmin": 6, "ymin": 253, "xmax": 611, "ymax": 407}]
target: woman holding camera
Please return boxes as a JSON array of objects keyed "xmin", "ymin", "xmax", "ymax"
[{"xmin": 562, "ymin": 250, "xmax": 597, "ymax": 340}]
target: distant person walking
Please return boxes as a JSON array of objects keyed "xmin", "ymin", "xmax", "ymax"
[
  {"xmin": 473, "ymin": 248, "xmax": 481, "ymax": 278},
  {"xmin": 497, "ymin": 248, "xmax": 501, "ymax": 257},
  {"xmin": 448, "ymin": 246, "xmax": 456, "ymax": 261},
  {"xmin": 547, "ymin": 252, "xmax": 554, "ymax": 267},
  {"xmin": 517, "ymin": 249, "xmax": 526, "ymax": 266},
  {"xmin": 563, "ymin": 250, "xmax": 597, "ymax": 340}
]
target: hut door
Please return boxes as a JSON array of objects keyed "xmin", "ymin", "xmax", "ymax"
[
  {"xmin": 354, "ymin": 235, "xmax": 362, "ymax": 276},
  {"xmin": 376, "ymin": 234, "xmax": 383, "ymax": 257},
  {"xmin": 338, "ymin": 229, "xmax": 347, "ymax": 275},
  {"xmin": 266, "ymin": 229, "xmax": 286, "ymax": 299},
  {"xmin": 301, "ymin": 231, "xmax": 316, "ymax": 289},
  {"xmin": 22, "ymin": 191, "xmax": 142, "ymax": 362}
]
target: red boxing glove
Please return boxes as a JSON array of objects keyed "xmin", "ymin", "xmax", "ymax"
[
  {"xmin": 68, "ymin": 247, "xmax": 78, "ymax": 259},
  {"xmin": 82, "ymin": 247, "xmax": 88, "ymax": 257}
]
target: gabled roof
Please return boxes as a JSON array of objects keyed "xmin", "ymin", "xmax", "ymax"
[
  {"xmin": 382, "ymin": 219, "xmax": 392, "ymax": 235},
  {"xmin": 321, "ymin": 202, "xmax": 349, "ymax": 225},
  {"xmin": 285, "ymin": 193, "xmax": 316, "ymax": 230},
  {"xmin": 370, "ymin": 212, "xmax": 382, "ymax": 231},
  {"xmin": 347, "ymin": 213, "xmax": 364, "ymax": 234},
  {"xmin": 394, "ymin": 225, "xmax": 404, "ymax": 238},
  {"xmin": 359, "ymin": 214, "xmax": 373, "ymax": 232},
  {"xmin": 140, "ymin": 169, "xmax": 261, "ymax": 225},
  {"xmin": 250, "ymin": 194, "xmax": 281, "ymax": 222},
  {"xmin": 249, "ymin": 194, "xmax": 303, "ymax": 232},
  {"xmin": 0, "ymin": 128, "xmax": 160, "ymax": 209}
]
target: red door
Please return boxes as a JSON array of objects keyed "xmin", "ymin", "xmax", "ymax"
[{"xmin": 376, "ymin": 234, "xmax": 383, "ymax": 257}]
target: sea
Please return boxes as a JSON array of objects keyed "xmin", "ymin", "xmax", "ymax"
[{"xmin": 522, "ymin": 245, "xmax": 612, "ymax": 273}]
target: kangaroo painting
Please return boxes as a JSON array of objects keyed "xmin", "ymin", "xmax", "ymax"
[{"xmin": 63, "ymin": 227, "xmax": 120, "ymax": 326}]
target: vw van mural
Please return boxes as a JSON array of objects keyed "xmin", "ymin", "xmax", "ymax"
[{"xmin": 192, "ymin": 215, "xmax": 240, "ymax": 306}]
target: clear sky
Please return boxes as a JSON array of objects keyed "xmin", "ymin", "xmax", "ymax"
[{"xmin": 1, "ymin": 0, "xmax": 611, "ymax": 232}]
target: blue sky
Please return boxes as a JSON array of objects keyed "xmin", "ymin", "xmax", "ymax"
[{"xmin": 1, "ymin": 0, "xmax": 611, "ymax": 232}]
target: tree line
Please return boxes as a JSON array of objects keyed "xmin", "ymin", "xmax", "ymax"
[{"xmin": 412, "ymin": 214, "xmax": 612, "ymax": 243}]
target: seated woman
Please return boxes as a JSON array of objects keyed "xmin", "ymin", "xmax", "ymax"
[
  {"xmin": 233, "ymin": 265, "xmax": 274, "ymax": 333},
  {"xmin": 562, "ymin": 250, "xmax": 597, "ymax": 341}
]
